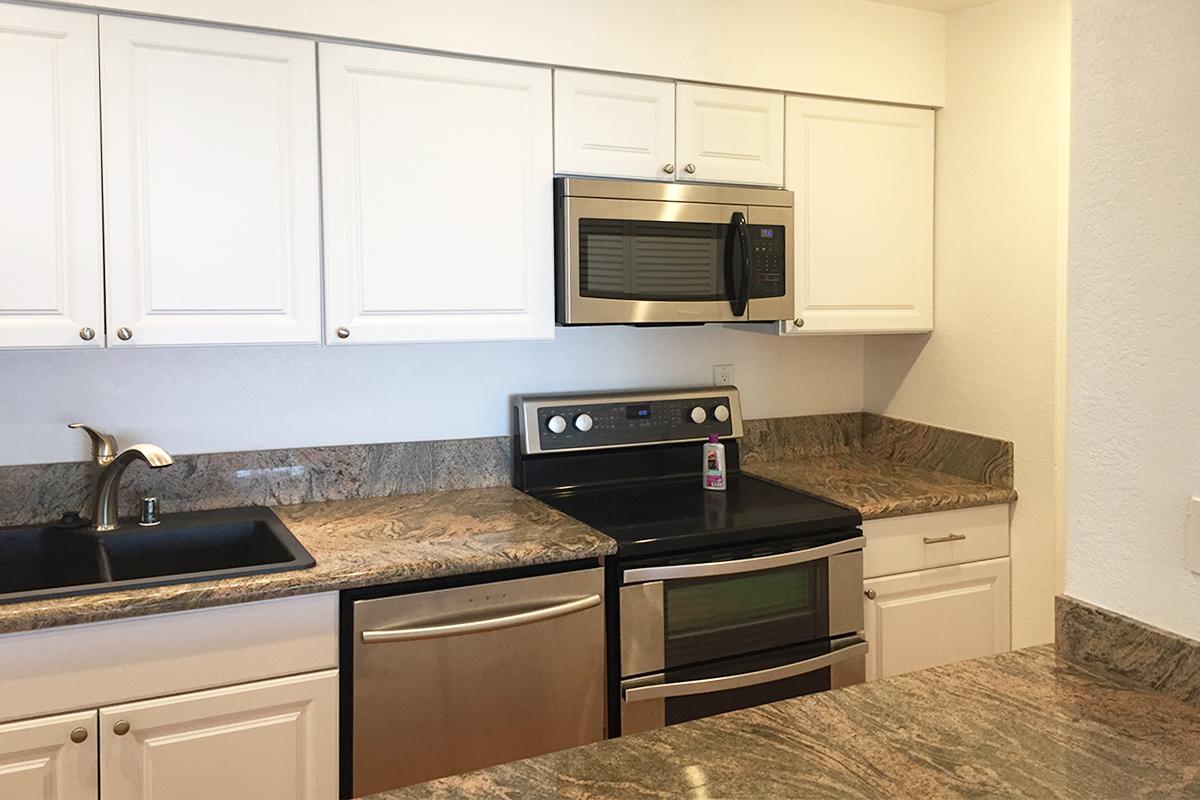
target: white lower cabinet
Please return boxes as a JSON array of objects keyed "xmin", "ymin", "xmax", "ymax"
[
  {"xmin": 863, "ymin": 557, "xmax": 1011, "ymax": 681},
  {"xmin": 99, "ymin": 670, "xmax": 337, "ymax": 800},
  {"xmin": 0, "ymin": 710, "xmax": 98, "ymax": 800},
  {"xmin": 0, "ymin": 596, "xmax": 339, "ymax": 800}
]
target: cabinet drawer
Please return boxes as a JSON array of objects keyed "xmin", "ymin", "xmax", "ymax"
[{"xmin": 862, "ymin": 504, "xmax": 1009, "ymax": 579}]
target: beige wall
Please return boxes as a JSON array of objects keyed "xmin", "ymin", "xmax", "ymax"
[
  {"xmin": 68, "ymin": 0, "xmax": 946, "ymax": 106},
  {"xmin": 863, "ymin": 0, "xmax": 1069, "ymax": 647},
  {"xmin": 1065, "ymin": 0, "xmax": 1200, "ymax": 639}
]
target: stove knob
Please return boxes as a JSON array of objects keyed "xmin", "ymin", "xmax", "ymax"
[
  {"xmin": 574, "ymin": 413, "xmax": 594, "ymax": 432},
  {"xmin": 713, "ymin": 404, "xmax": 730, "ymax": 423},
  {"xmin": 689, "ymin": 406, "xmax": 707, "ymax": 424},
  {"xmin": 547, "ymin": 415, "xmax": 567, "ymax": 434}
]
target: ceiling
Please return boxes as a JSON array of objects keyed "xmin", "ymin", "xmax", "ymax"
[{"xmin": 870, "ymin": 0, "xmax": 998, "ymax": 12}]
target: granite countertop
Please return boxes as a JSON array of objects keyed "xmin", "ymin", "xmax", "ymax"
[
  {"xmin": 743, "ymin": 452, "xmax": 1017, "ymax": 519},
  {"xmin": 373, "ymin": 645, "xmax": 1200, "ymax": 800},
  {"xmin": 0, "ymin": 487, "xmax": 615, "ymax": 634}
]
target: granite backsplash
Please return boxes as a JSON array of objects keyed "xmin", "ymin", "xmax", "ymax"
[{"xmin": 1, "ymin": 412, "xmax": 1013, "ymax": 529}]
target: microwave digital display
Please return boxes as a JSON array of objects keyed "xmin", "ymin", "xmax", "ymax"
[{"xmin": 760, "ymin": 229, "xmax": 775, "ymax": 238}]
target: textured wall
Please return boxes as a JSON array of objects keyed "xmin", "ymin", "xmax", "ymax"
[
  {"xmin": 1065, "ymin": 0, "xmax": 1200, "ymax": 639},
  {"xmin": 0, "ymin": 328, "xmax": 863, "ymax": 466},
  {"xmin": 863, "ymin": 0, "xmax": 1069, "ymax": 648}
]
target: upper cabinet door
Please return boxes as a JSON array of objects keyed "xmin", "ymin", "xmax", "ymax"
[
  {"xmin": 99, "ymin": 18, "xmax": 321, "ymax": 347},
  {"xmin": 675, "ymin": 84, "xmax": 783, "ymax": 187},
  {"xmin": 553, "ymin": 71, "xmax": 675, "ymax": 181},
  {"xmin": 787, "ymin": 96, "xmax": 934, "ymax": 333},
  {"xmin": 0, "ymin": 6, "xmax": 104, "ymax": 350},
  {"xmin": 320, "ymin": 45, "xmax": 553, "ymax": 344}
]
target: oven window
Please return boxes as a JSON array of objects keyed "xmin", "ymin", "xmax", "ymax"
[
  {"xmin": 663, "ymin": 562, "xmax": 828, "ymax": 668},
  {"xmin": 578, "ymin": 219, "xmax": 730, "ymax": 301}
]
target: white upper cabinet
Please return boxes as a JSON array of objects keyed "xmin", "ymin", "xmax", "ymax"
[
  {"xmin": 320, "ymin": 44, "xmax": 553, "ymax": 344},
  {"xmin": 553, "ymin": 71, "xmax": 675, "ymax": 181},
  {"xmin": 675, "ymin": 84, "xmax": 784, "ymax": 187},
  {"xmin": 0, "ymin": 5, "xmax": 104, "ymax": 350},
  {"xmin": 786, "ymin": 96, "xmax": 934, "ymax": 333},
  {"xmin": 99, "ymin": 17, "xmax": 322, "ymax": 347}
]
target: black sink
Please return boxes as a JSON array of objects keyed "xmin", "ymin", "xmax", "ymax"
[{"xmin": 0, "ymin": 507, "xmax": 314, "ymax": 605}]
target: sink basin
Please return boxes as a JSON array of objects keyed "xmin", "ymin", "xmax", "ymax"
[{"xmin": 0, "ymin": 507, "xmax": 314, "ymax": 605}]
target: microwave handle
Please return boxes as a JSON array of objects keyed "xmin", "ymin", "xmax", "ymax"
[{"xmin": 726, "ymin": 211, "xmax": 751, "ymax": 316}]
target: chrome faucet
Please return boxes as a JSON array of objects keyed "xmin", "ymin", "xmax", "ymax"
[{"xmin": 69, "ymin": 423, "xmax": 174, "ymax": 532}]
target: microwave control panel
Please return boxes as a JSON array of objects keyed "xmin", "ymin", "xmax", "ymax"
[
  {"xmin": 518, "ymin": 390, "xmax": 743, "ymax": 454},
  {"xmin": 748, "ymin": 225, "xmax": 786, "ymax": 298}
]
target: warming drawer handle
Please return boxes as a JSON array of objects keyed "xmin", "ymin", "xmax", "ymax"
[
  {"xmin": 623, "ymin": 641, "xmax": 869, "ymax": 703},
  {"xmin": 622, "ymin": 536, "xmax": 865, "ymax": 584},
  {"xmin": 360, "ymin": 594, "xmax": 602, "ymax": 644}
]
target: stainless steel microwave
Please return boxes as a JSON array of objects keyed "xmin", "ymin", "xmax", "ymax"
[{"xmin": 554, "ymin": 178, "xmax": 794, "ymax": 325}]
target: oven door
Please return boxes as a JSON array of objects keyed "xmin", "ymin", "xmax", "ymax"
[
  {"xmin": 619, "ymin": 536, "xmax": 864, "ymax": 680},
  {"xmin": 621, "ymin": 633, "xmax": 866, "ymax": 735},
  {"xmin": 559, "ymin": 196, "xmax": 759, "ymax": 325}
]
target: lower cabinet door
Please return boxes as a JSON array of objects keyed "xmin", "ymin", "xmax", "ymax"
[
  {"xmin": 99, "ymin": 670, "xmax": 337, "ymax": 800},
  {"xmin": 863, "ymin": 558, "xmax": 1010, "ymax": 681},
  {"xmin": 0, "ymin": 710, "xmax": 98, "ymax": 800}
]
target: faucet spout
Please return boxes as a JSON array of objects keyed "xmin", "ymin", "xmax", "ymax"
[{"xmin": 89, "ymin": 443, "xmax": 174, "ymax": 532}]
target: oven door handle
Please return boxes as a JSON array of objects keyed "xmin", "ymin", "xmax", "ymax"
[
  {"xmin": 623, "ymin": 640, "xmax": 868, "ymax": 703},
  {"xmin": 360, "ymin": 594, "xmax": 601, "ymax": 644},
  {"xmin": 622, "ymin": 536, "xmax": 864, "ymax": 584}
]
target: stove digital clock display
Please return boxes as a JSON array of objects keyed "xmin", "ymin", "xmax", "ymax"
[{"xmin": 626, "ymin": 404, "xmax": 652, "ymax": 420}]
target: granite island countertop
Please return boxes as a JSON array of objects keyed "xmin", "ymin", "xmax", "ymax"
[
  {"xmin": 743, "ymin": 453, "xmax": 1017, "ymax": 520},
  {"xmin": 372, "ymin": 644, "xmax": 1200, "ymax": 800},
  {"xmin": 0, "ymin": 487, "xmax": 615, "ymax": 634}
]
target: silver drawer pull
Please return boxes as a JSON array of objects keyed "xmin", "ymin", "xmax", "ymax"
[
  {"xmin": 623, "ymin": 536, "xmax": 865, "ymax": 584},
  {"xmin": 361, "ymin": 594, "xmax": 601, "ymax": 644},
  {"xmin": 923, "ymin": 533, "xmax": 967, "ymax": 545},
  {"xmin": 624, "ymin": 641, "xmax": 868, "ymax": 703}
]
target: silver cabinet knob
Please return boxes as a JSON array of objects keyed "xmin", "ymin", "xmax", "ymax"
[
  {"xmin": 684, "ymin": 163, "xmax": 697, "ymax": 174},
  {"xmin": 336, "ymin": 326, "xmax": 350, "ymax": 339},
  {"xmin": 117, "ymin": 327, "xmax": 133, "ymax": 341},
  {"xmin": 662, "ymin": 162, "xmax": 675, "ymax": 174},
  {"xmin": 113, "ymin": 720, "xmax": 131, "ymax": 736},
  {"xmin": 864, "ymin": 589, "xmax": 877, "ymax": 600},
  {"xmin": 70, "ymin": 727, "xmax": 88, "ymax": 744},
  {"xmin": 79, "ymin": 327, "xmax": 95, "ymax": 341},
  {"xmin": 793, "ymin": 318, "xmax": 805, "ymax": 329}
]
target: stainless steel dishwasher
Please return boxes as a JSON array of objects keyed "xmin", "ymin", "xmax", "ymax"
[{"xmin": 349, "ymin": 567, "xmax": 606, "ymax": 796}]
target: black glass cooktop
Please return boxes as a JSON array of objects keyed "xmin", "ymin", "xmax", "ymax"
[{"xmin": 531, "ymin": 472, "xmax": 861, "ymax": 558}]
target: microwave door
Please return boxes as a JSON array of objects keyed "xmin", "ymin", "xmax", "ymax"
[{"xmin": 561, "ymin": 197, "xmax": 751, "ymax": 325}]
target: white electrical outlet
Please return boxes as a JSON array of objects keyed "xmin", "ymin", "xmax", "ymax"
[
  {"xmin": 1190, "ymin": 498, "xmax": 1200, "ymax": 575},
  {"xmin": 713, "ymin": 364, "xmax": 734, "ymax": 386}
]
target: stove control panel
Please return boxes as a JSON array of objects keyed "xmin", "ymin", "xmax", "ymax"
[{"xmin": 516, "ymin": 388, "xmax": 743, "ymax": 454}]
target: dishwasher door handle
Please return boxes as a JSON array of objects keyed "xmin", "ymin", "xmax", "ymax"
[
  {"xmin": 623, "ymin": 641, "xmax": 869, "ymax": 703},
  {"xmin": 361, "ymin": 593, "xmax": 602, "ymax": 644}
]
